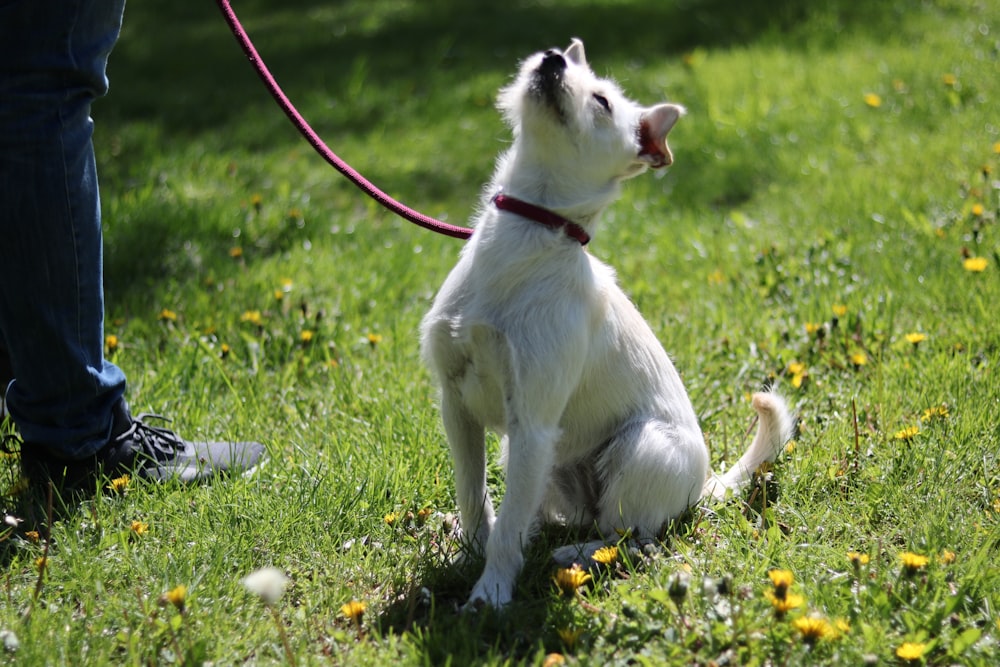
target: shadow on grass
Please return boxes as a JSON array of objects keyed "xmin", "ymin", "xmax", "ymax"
[
  {"xmin": 98, "ymin": 0, "xmax": 914, "ymax": 294},
  {"xmin": 108, "ymin": 0, "xmax": 910, "ymax": 136},
  {"xmin": 372, "ymin": 513, "xmax": 721, "ymax": 662},
  {"xmin": 373, "ymin": 524, "xmax": 600, "ymax": 663}
]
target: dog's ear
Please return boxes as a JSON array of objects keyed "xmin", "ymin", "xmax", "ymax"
[
  {"xmin": 565, "ymin": 38, "xmax": 587, "ymax": 67},
  {"xmin": 638, "ymin": 103, "xmax": 685, "ymax": 168}
]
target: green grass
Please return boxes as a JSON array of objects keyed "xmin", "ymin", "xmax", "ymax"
[{"xmin": 2, "ymin": 0, "xmax": 999, "ymax": 664}]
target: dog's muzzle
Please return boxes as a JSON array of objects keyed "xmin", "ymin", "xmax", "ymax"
[{"xmin": 532, "ymin": 49, "xmax": 568, "ymax": 119}]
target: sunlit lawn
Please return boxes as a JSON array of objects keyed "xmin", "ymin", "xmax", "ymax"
[{"xmin": 1, "ymin": 0, "xmax": 998, "ymax": 664}]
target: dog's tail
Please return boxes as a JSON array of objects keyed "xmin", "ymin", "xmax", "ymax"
[{"xmin": 702, "ymin": 391, "xmax": 795, "ymax": 501}]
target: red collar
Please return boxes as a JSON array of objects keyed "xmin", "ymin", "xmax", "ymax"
[{"xmin": 492, "ymin": 193, "xmax": 590, "ymax": 246}]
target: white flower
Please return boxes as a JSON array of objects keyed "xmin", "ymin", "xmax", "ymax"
[{"xmin": 241, "ymin": 567, "xmax": 290, "ymax": 605}]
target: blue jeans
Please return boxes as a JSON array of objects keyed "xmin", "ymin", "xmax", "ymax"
[{"xmin": 0, "ymin": 0, "xmax": 128, "ymax": 458}]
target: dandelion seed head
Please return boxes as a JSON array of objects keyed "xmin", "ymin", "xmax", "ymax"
[{"xmin": 242, "ymin": 566, "xmax": 291, "ymax": 605}]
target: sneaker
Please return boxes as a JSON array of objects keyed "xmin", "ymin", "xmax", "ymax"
[{"xmin": 18, "ymin": 399, "xmax": 266, "ymax": 490}]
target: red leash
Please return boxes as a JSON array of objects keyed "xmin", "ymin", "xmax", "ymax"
[{"xmin": 214, "ymin": 0, "xmax": 473, "ymax": 240}]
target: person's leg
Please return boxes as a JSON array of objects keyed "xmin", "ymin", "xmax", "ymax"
[{"xmin": 0, "ymin": 0, "xmax": 127, "ymax": 458}]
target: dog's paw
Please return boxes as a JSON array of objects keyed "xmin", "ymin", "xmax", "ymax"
[{"xmin": 465, "ymin": 570, "xmax": 514, "ymax": 610}]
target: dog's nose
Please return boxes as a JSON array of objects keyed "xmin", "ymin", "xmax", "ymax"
[{"xmin": 540, "ymin": 49, "xmax": 567, "ymax": 74}]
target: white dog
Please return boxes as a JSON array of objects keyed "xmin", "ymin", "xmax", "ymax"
[{"xmin": 420, "ymin": 39, "xmax": 794, "ymax": 609}]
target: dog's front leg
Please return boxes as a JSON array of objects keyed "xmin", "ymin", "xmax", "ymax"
[{"xmin": 468, "ymin": 416, "xmax": 558, "ymax": 609}]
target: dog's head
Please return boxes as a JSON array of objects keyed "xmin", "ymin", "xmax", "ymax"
[{"xmin": 497, "ymin": 39, "xmax": 684, "ymax": 190}]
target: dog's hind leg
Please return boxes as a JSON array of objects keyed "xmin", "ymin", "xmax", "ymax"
[{"xmin": 595, "ymin": 419, "xmax": 709, "ymax": 539}]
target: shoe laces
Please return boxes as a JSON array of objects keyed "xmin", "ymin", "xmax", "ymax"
[{"xmin": 116, "ymin": 413, "xmax": 187, "ymax": 462}]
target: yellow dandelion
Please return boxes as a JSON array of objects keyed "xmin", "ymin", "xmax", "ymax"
[
  {"xmin": 229, "ymin": 246, "xmax": 243, "ymax": 259},
  {"xmin": 220, "ymin": 343, "xmax": 231, "ymax": 359},
  {"xmin": 767, "ymin": 569, "xmax": 794, "ymax": 596},
  {"xmin": 553, "ymin": 564, "xmax": 592, "ymax": 595},
  {"xmin": 416, "ymin": 507, "xmax": 433, "ymax": 525},
  {"xmin": 834, "ymin": 618, "xmax": 851, "ymax": 636},
  {"xmin": 383, "ymin": 512, "xmax": 398, "ymax": 526},
  {"xmin": 542, "ymin": 654, "xmax": 567, "ymax": 667},
  {"xmin": 963, "ymin": 257, "xmax": 988, "ymax": 272},
  {"xmin": 591, "ymin": 545, "xmax": 618, "ymax": 565},
  {"xmin": 847, "ymin": 551, "xmax": 870, "ymax": 567},
  {"xmin": 805, "ymin": 322, "xmax": 821, "ymax": 335},
  {"xmin": 896, "ymin": 641, "xmax": 927, "ymax": 662},
  {"xmin": 994, "ymin": 141, "xmax": 1000, "ymax": 154},
  {"xmin": 300, "ymin": 329, "xmax": 314, "ymax": 343},
  {"xmin": 35, "ymin": 556, "xmax": 48, "ymax": 572},
  {"xmin": 942, "ymin": 73, "xmax": 957, "ymax": 87},
  {"xmin": 939, "ymin": 549, "xmax": 956, "ymax": 565},
  {"xmin": 240, "ymin": 310, "xmax": 263, "ymax": 326},
  {"xmin": 340, "ymin": 599, "xmax": 366, "ymax": 623},
  {"xmin": 107, "ymin": 474, "xmax": 130, "ymax": 494},
  {"xmin": 25, "ymin": 530, "xmax": 40, "ymax": 543},
  {"xmin": 105, "ymin": 334, "xmax": 119, "ymax": 353},
  {"xmin": 158, "ymin": 308, "xmax": 177, "ymax": 322},
  {"xmin": 787, "ymin": 362, "xmax": 807, "ymax": 389},
  {"xmin": 922, "ymin": 405, "xmax": 949, "ymax": 421},
  {"xmin": 366, "ymin": 333, "xmax": 383, "ymax": 347},
  {"xmin": 894, "ymin": 425, "xmax": 920, "ymax": 441},
  {"xmin": 971, "ymin": 203, "xmax": 984, "ymax": 217},
  {"xmin": 557, "ymin": 627, "xmax": 582, "ymax": 651},
  {"xmin": 273, "ymin": 289, "xmax": 284, "ymax": 301},
  {"xmin": 863, "ymin": 92, "xmax": 882, "ymax": 108},
  {"xmin": 793, "ymin": 616, "xmax": 835, "ymax": 644},
  {"xmin": 163, "ymin": 584, "xmax": 187, "ymax": 611},
  {"xmin": 250, "ymin": 193, "xmax": 263, "ymax": 209},
  {"xmin": 850, "ymin": 351, "xmax": 868, "ymax": 366},
  {"xmin": 707, "ymin": 269, "xmax": 725, "ymax": 285},
  {"xmin": 899, "ymin": 551, "xmax": 930, "ymax": 574},
  {"xmin": 904, "ymin": 332, "xmax": 927, "ymax": 346},
  {"xmin": 764, "ymin": 590, "xmax": 804, "ymax": 616},
  {"xmin": 832, "ymin": 303, "xmax": 848, "ymax": 317},
  {"xmin": 130, "ymin": 521, "xmax": 149, "ymax": 536}
]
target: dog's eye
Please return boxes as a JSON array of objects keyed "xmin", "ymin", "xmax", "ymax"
[{"xmin": 592, "ymin": 93, "xmax": 612, "ymax": 114}]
